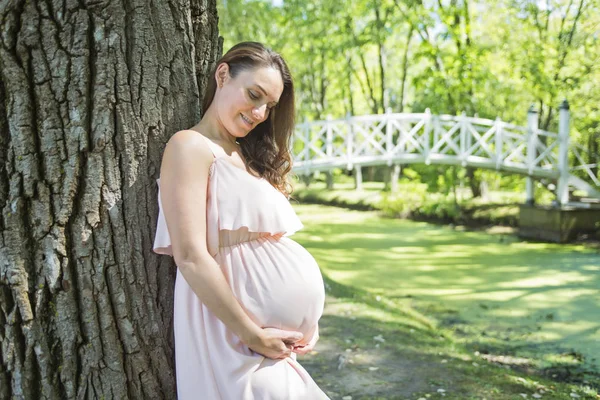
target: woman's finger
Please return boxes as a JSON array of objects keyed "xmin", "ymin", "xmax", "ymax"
[
  {"xmin": 292, "ymin": 342, "xmax": 314, "ymax": 355},
  {"xmin": 292, "ymin": 347, "xmax": 309, "ymax": 355}
]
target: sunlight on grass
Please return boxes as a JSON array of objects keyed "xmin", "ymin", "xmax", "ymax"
[
  {"xmin": 491, "ymin": 308, "xmax": 532, "ymax": 317},
  {"xmin": 293, "ymin": 203, "xmax": 600, "ymax": 371},
  {"xmin": 583, "ymin": 265, "xmax": 600, "ymax": 271},
  {"xmin": 497, "ymin": 274, "xmax": 590, "ymax": 289}
]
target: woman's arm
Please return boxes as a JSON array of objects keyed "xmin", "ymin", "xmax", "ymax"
[{"xmin": 159, "ymin": 130, "xmax": 302, "ymax": 359}]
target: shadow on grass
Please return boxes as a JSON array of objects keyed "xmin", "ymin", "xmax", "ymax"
[
  {"xmin": 302, "ymin": 293, "xmax": 599, "ymax": 399},
  {"xmin": 293, "ymin": 204, "xmax": 600, "ymax": 378}
]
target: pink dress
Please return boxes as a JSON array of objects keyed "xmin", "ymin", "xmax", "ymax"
[{"xmin": 153, "ymin": 132, "xmax": 329, "ymax": 399}]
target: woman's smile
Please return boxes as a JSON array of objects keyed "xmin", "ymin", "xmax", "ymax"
[{"xmin": 241, "ymin": 113, "xmax": 254, "ymax": 127}]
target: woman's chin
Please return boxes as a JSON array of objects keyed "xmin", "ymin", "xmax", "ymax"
[{"xmin": 237, "ymin": 126, "xmax": 253, "ymax": 137}]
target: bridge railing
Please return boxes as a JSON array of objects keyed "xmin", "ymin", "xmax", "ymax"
[
  {"xmin": 291, "ymin": 104, "xmax": 599, "ymax": 203},
  {"xmin": 293, "ymin": 111, "xmax": 559, "ymax": 175},
  {"xmin": 571, "ymin": 144, "xmax": 599, "ymax": 186}
]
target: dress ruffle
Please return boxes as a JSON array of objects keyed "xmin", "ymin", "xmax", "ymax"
[
  {"xmin": 153, "ymin": 179, "xmax": 173, "ymax": 256},
  {"xmin": 152, "ymin": 159, "xmax": 303, "ymax": 257},
  {"xmin": 214, "ymin": 159, "xmax": 304, "ymax": 236}
]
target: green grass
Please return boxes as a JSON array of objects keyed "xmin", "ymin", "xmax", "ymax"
[
  {"xmin": 292, "ymin": 180, "xmax": 525, "ymax": 227},
  {"xmin": 307, "ymin": 292, "xmax": 599, "ymax": 399},
  {"xmin": 292, "ymin": 203, "xmax": 600, "ymax": 397},
  {"xmin": 291, "ymin": 181, "xmax": 384, "ymax": 210}
]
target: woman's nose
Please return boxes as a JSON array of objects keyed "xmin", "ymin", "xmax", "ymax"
[{"xmin": 252, "ymin": 104, "xmax": 268, "ymax": 120}]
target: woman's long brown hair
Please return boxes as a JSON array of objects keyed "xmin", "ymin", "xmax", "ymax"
[{"xmin": 202, "ymin": 42, "xmax": 295, "ymax": 197}]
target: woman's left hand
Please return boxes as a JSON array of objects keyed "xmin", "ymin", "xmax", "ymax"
[{"xmin": 291, "ymin": 327, "xmax": 319, "ymax": 355}]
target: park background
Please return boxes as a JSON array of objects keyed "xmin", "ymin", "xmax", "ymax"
[
  {"xmin": 217, "ymin": 0, "xmax": 600, "ymax": 398},
  {"xmin": 0, "ymin": 0, "xmax": 598, "ymax": 398}
]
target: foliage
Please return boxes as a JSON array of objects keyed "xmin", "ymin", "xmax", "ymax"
[
  {"xmin": 379, "ymin": 188, "xmax": 462, "ymax": 221},
  {"xmin": 217, "ymin": 0, "xmax": 600, "ymax": 191},
  {"xmin": 293, "ymin": 181, "xmax": 522, "ymax": 226}
]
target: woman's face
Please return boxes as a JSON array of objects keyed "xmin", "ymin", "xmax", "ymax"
[{"xmin": 214, "ymin": 64, "xmax": 284, "ymax": 139}]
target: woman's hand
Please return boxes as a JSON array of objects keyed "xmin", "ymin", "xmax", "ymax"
[
  {"xmin": 292, "ymin": 329, "xmax": 319, "ymax": 355},
  {"xmin": 247, "ymin": 327, "xmax": 304, "ymax": 359}
]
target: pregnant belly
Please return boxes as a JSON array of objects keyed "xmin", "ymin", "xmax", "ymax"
[{"xmin": 217, "ymin": 235, "xmax": 325, "ymax": 340}]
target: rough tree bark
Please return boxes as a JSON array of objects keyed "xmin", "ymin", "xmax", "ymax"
[{"xmin": 0, "ymin": 0, "xmax": 221, "ymax": 398}]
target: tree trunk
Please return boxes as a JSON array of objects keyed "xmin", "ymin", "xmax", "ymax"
[
  {"xmin": 0, "ymin": 0, "xmax": 220, "ymax": 398},
  {"xmin": 398, "ymin": 26, "xmax": 413, "ymax": 113},
  {"xmin": 589, "ymin": 131, "xmax": 599, "ymax": 180},
  {"xmin": 466, "ymin": 167, "xmax": 481, "ymax": 198}
]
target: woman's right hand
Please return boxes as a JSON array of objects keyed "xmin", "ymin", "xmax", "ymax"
[{"xmin": 247, "ymin": 327, "xmax": 304, "ymax": 359}]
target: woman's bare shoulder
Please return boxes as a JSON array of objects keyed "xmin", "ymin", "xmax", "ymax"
[
  {"xmin": 167, "ymin": 129, "xmax": 211, "ymax": 151},
  {"xmin": 162, "ymin": 130, "xmax": 214, "ymax": 172}
]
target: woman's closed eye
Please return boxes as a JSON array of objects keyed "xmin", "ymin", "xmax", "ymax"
[{"xmin": 248, "ymin": 90, "xmax": 275, "ymax": 110}]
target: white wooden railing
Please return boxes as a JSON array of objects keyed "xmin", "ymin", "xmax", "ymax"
[{"xmin": 291, "ymin": 102, "xmax": 600, "ymax": 204}]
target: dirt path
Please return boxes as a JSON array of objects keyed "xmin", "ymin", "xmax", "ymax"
[
  {"xmin": 300, "ymin": 297, "xmax": 464, "ymax": 399},
  {"xmin": 299, "ymin": 296, "xmax": 599, "ymax": 400}
]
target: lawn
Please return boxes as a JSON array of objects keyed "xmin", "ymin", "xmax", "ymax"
[{"xmin": 293, "ymin": 203, "xmax": 600, "ymax": 399}]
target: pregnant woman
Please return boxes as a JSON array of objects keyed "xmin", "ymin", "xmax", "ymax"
[{"xmin": 153, "ymin": 42, "xmax": 329, "ymax": 399}]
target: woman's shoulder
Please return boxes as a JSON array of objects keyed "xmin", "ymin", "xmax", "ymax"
[
  {"xmin": 168, "ymin": 129, "xmax": 209, "ymax": 147},
  {"xmin": 161, "ymin": 130, "xmax": 215, "ymax": 173},
  {"xmin": 167, "ymin": 130, "xmax": 214, "ymax": 156}
]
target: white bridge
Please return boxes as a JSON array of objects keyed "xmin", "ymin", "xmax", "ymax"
[{"xmin": 291, "ymin": 102, "xmax": 600, "ymax": 206}]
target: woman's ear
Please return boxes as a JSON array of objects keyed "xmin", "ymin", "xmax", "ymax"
[{"xmin": 215, "ymin": 63, "xmax": 230, "ymax": 88}]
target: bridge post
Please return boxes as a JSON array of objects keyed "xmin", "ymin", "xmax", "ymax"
[
  {"xmin": 303, "ymin": 116, "xmax": 311, "ymax": 181},
  {"xmin": 391, "ymin": 165, "xmax": 401, "ymax": 192},
  {"xmin": 557, "ymin": 100, "xmax": 570, "ymax": 206},
  {"xmin": 460, "ymin": 111, "xmax": 468, "ymax": 160},
  {"xmin": 494, "ymin": 117, "xmax": 503, "ymax": 170},
  {"xmin": 354, "ymin": 165, "xmax": 363, "ymax": 190},
  {"xmin": 326, "ymin": 171, "xmax": 334, "ymax": 190},
  {"xmin": 384, "ymin": 107, "xmax": 395, "ymax": 191},
  {"xmin": 326, "ymin": 115, "xmax": 334, "ymax": 189},
  {"xmin": 526, "ymin": 105, "xmax": 539, "ymax": 205},
  {"xmin": 385, "ymin": 107, "xmax": 393, "ymax": 165},
  {"xmin": 346, "ymin": 112, "xmax": 353, "ymax": 171},
  {"xmin": 424, "ymin": 108, "xmax": 432, "ymax": 163}
]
